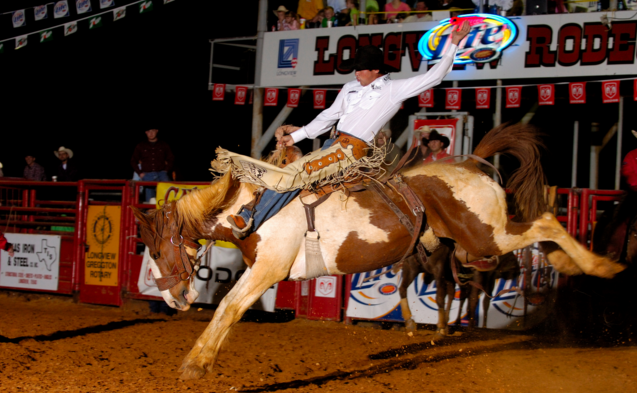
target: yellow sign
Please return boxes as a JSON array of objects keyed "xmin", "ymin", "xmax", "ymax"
[
  {"xmin": 155, "ymin": 182, "xmax": 209, "ymax": 209},
  {"xmin": 85, "ymin": 205, "xmax": 121, "ymax": 286}
]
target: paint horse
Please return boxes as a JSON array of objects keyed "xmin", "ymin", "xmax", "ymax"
[{"xmin": 132, "ymin": 124, "xmax": 624, "ymax": 380}]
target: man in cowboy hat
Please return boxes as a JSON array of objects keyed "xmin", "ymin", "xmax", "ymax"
[
  {"xmin": 23, "ymin": 153, "xmax": 46, "ymax": 181},
  {"xmin": 224, "ymin": 21, "xmax": 470, "ymax": 237},
  {"xmin": 273, "ymin": 5, "xmax": 289, "ymax": 31},
  {"xmin": 54, "ymin": 146, "xmax": 80, "ymax": 182},
  {"xmin": 423, "ymin": 130, "xmax": 451, "ymax": 163}
]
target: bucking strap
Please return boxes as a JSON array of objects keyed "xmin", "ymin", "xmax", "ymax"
[{"xmin": 301, "ymin": 193, "xmax": 332, "ymax": 232}]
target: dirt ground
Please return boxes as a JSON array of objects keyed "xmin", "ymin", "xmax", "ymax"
[{"xmin": 1, "ymin": 292, "xmax": 636, "ymax": 393}]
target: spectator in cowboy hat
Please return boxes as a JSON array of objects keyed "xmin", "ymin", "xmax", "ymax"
[
  {"xmin": 424, "ymin": 130, "xmax": 451, "ymax": 163},
  {"xmin": 23, "ymin": 153, "xmax": 46, "ymax": 181},
  {"xmin": 273, "ymin": 5, "xmax": 289, "ymax": 31},
  {"xmin": 54, "ymin": 146, "xmax": 80, "ymax": 182}
]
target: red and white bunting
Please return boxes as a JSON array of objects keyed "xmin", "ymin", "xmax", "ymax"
[
  {"xmin": 602, "ymin": 80, "xmax": 620, "ymax": 104},
  {"xmin": 445, "ymin": 89, "xmax": 461, "ymax": 110},
  {"xmin": 569, "ymin": 82, "xmax": 586, "ymax": 104},
  {"xmin": 264, "ymin": 88, "xmax": 279, "ymax": 107},
  {"xmin": 212, "ymin": 83, "xmax": 225, "ymax": 101},
  {"xmin": 234, "ymin": 86, "xmax": 248, "ymax": 105},
  {"xmin": 313, "ymin": 89, "xmax": 327, "ymax": 109},
  {"xmin": 634, "ymin": 79, "xmax": 637, "ymax": 102},
  {"xmin": 505, "ymin": 86, "xmax": 521, "ymax": 108},
  {"xmin": 418, "ymin": 89, "xmax": 434, "ymax": 108},
  {"xmin": 537, "ymin": 84, "xmax": 554, "ymax": 106},
  {"xmin": 287, "ymin": 88, "xmax": 301, "ymax": 108},
  {"xmin": 475, "ymin": 88, "xmax": 490, "ymax": 109}
]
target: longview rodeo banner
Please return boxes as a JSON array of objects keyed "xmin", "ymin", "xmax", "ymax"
[
  {"xmin": 85, "ymin": 205, "xmax": 121, "ymax": 286},
  {"xmin": 138, "ymin": 182, "xmax": 278, "ymax": 311},
  {"xmin": 261, "ymin": 11, "xmax": 637, "ymax": 86}
]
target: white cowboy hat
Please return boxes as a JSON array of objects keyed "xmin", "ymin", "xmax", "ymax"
[
  {"xmin": 273, "ymin": 5, "xmax": 289, "ymax": 16},
  {"xmin": 54, "ymin": 146, "xmax": 73, "ymax": 159},
  {"xmin": 632, "ymin": 130, "xmax": 636, "ymax": 138},
  {"xmin": 0, "ymin": 162, "xmax": 3, "ymax": 169}
]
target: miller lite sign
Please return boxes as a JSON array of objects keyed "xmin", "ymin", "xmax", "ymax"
[
  {"xmin": 34, "ymin": 5, "xmax": 49, "ymax": 21},
  {"xmin": 212, "ymin": 83, "xmax": 226, "ymax": 101},
  {"xmin": 537, "ymin": 84, "xmax": 554, "ymax": 106},
  {"xmin": 445, "ymin": 89, "xmax": 461, "ymax": 110},
  {"xmin": 419, "ymin": 14, "xmax": 518, "ymax": 64},
  {"xmin": 418, "ymin": 89, "xmax": 434, "ymax": 108},
  {"xmin": 264, "ymin": 88, "xmax": 279, "ymax": 107},
  {"xmin": 313, "ymin": 89, "xmax": 326, "ymax": 109},
  {"xmin": 234, "ymin": 86, "xmax": 248, "ymax": 105},
  {"xmin": 287, "ymin": 88, "xmax": 301, "ymax": 108},
  {"xmin": 506, "ymin": 86, "xmax": 521, "ymax": 108},
  {"xmin": 602, "ymin": 80, "xmax": 619, "ymax": 104},
  {"xmin": 54, "ymin": 1, "xmax": 70, "ymax": 18},
  {"xmin": 12, "ymin": 10, "xmax": 26, "ymax": 28},
  {"xmin": 475, "ymin": 88, "xmax": 490, "ymax": 109},
  {"xmin": 569, "ymin": 82, "xmax": 586, "ymax": 104},
  {"xmin": 75, "ymin": 0, "xmax": 92, "ymax": 14}
]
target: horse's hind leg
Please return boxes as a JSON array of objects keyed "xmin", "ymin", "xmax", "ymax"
[
  {"xmin": 399, "ymin": 256, "xmax": 420, "ymax": 333},
  {"xmin": 179, "ymin": 262, "xmax": 288, "ymax": 380}
]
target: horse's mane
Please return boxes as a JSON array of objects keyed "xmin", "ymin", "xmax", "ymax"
[
  {"xmin": 175, "ymin": 171, "xmax": 243, "ymax": 230},
  {"xmin": 472, "ymin": 123, "xmax": 548, "ymax": 222}
]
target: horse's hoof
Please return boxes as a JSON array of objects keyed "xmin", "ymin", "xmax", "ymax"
[
  {"xmin": 180, "ymin": 364, "xmax": 206, "ymax": 380},
  {"xmin": 405, "ymin": 319, "xmax": 417, "ymax": 333}
]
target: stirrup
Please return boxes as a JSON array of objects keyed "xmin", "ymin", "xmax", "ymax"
[{"xmin": 226, "ymin": 216, "xmax": 253, "ymax": 239}]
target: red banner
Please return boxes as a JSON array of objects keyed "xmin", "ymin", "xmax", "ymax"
[
  {"xmin": 505, "ymin": 86, "xmax": 521, "ymax": 108},
  {"xmin": 287, "ymin": 88, "xmax": 301, "ymax": 108},
  {"xmin": 234, "ymin": 86, "xmax": 248, "ymax": 105},
  {"xmin": 475, "ymin": 88, "xmax": 490, "ymax": 109},
  {"xmin": 264, "ymin": 88, "xmax": 279, "ymax": 107},
  {"xmin": 537, "ymin": 84, "xmax": 554, "ymax": 106},
  {"xmin": 314, "ymin": 89, "xmax": 327, "ymax": 109},
  {"xmin": 602, "ymin": 80, "xmax": 619, "ymax": 103},
  {"xmin": 418, "ymin": 89, "xmax": 434, "ymax": 108},
  {"xmin": 569, "ymin": 82, "xmax": 586, "ymax": 104},
  {"xmin": 445, "ymin": 89, "xmax": 461, "ymax": 110},
  {"xmin": 634, "ymin": 79, "xmax": 637, "ymax": 102},
  {"xmin": 212, "ymin": 83, "xmax": 225, "ymax": 101}
]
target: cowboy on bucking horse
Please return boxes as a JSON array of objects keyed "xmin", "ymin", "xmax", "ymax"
[{"xmin": 218, "ymin": 21, "xmax": 471, "ymax": 238}]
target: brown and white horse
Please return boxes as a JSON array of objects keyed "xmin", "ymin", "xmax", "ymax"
[{"xmin": 132, "ymin": 124, "xmax": 624, "ymax": 380}]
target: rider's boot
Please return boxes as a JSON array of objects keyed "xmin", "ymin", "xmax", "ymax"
[{"xmin": 227, "ymin": 215, "xmax": 253, "ymax": 239}]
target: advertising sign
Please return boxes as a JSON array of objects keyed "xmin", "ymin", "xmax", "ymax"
[
  {"xmin": 264, "ymin": 88, "xmax": 279, "ymax": 106},
  {"xmin": 569, "ymin": 82, "xmax": 586, "ymax": 104},
  {"xmin": 602, "ymin": 80, "xmax": 620, "ymax": 103},
  {"xmin": 475, "ymin": 88, "xmax": 490, "ymax": 109},
  {"xmin": 537, "ymin": 84, "xmax": 555, "ymax": 105},
  {"xmin": 287, "ymin": 88, "xmax": 301, "ymax": 107},
  {"xmin": 235, "ymin": 86, "xmax": 248, "ymax": 105},
  {"xmin": 445, "ymin": 88, "xmax": 461, "ymax": 110},
  {"xmin": 212, "ymin": 83, "xmax": 225, "ymax": 101},
  {"xmin": 418, "ymin": 89, "xmax": 434, "ymax": 107},
  {"xmin": 85, "ymin": 205, "xmax": 121, "ymax": 286},
  {"xmin": 0, "ymin": 234, "xmax": 60, "ymax": 291},
  {"xmin": 155, "ymin": 182, "xmax": 209, "ymax": 208}
]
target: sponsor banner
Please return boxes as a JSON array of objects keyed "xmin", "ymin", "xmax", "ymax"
[
  {"xmin": 235, "ymin": 86, "xmax": 248, "ymax": 105},
  {"xmin": 34, "ymin": 5, "xmax": 49, "ymax": 21},
  {"xmin": 0, "ymin": 234, "xmax": 61, "ymax": 291},
  {"xmin": 506, "ymin": 86, "xmax": 521, "ymax": 108},
  {"xmin": 113, "ymin": 6, "xmax": 126, "ymax": 20},
  {"xmin": 40, "ymin": 30, "xmax": 54, "ymax": 43},
  {"xmin": 346, "ymin": 244, "xmax": 558, "ymax": 329},
  {"xmin": 138, "ymin": 243, "xmax": 278, "ymax": 311},
  {"xmin": 15, "ymin": 35, "xmax": 28, "ymax": 50},
  {"xmin": 12, "ymin": 10, "xmax": 26, "ymax": 28},
  {"xmin": 261, "ymin": 12, "xmax": 637, "ymax": 86},
  {"xmin": 537, "ymin": 84, "xmax": 554, "ymax": 106},
  {"xmin": 212, "ymin": 83, "xmax": 225, "ymax": 101},
  {"xmin": 418, "ymin": 89, "xmax": 433, "ymax": 107},
  {"xmin": 100, "ymin": 0, "xmax": 115, "ymax": 9},
  {"xmin": 85, "ymin": 205, "xmax": 121, "ymax": 286},
  {"xmin": 54, "ymin": 1, "xmax": 70, "ymax": 18},
  {"xmin": 64, "ymin": 21, "xmax": 78, "ymax": 36},
  {"xmin": 413, "ymin": 119, "xmax": 457, "ymax": 154},
  {"xmin": 475, "ymin": 87, "xmax": 490, "ymax": 109},
  {"xmin": 139, "ymin": 1, "xmax": 154, "ymax": 13},
  {"xmin": 264, "ymin": 88, "xmax": 279, "ymax": 106},
  {"xmin": 313, "ymin": 89, "xmax": 326, "ymax": 109},
  {"xmin": 602, "ymin": 80, "xmax": 620, "ymax": 103},
  {"xmin": 445, "ymin": 88, "xmax": 461, "ymax": 110},
  {"xmin": 315, "ymin": 276, "xmax": 337, "ymax": 298},
  {"xmin": 89, "ymin": 16, "xmax": 102, "ymax": 29},
  {"xmin": 287, "ymin": 88, "xmax": 301, "ymax": 107},
  {"xmin": 155, "ymin": 182, "xmax": 209, "ymax": 209},
  {"xmin": 569, "ymin": 82, "xmax": 586, "ymax": 104},
  {"xmin": 76, "ymin": 0, "xmax": 92, "ymax": 14}
]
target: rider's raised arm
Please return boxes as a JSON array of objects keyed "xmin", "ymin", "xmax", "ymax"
[
  {"xmin": 388, "ymin": 43, "xmax": 458, "ymax": 103},
  {"xmin": 290, "ymin": 84, "xmax": 351, "ymax": 143}
]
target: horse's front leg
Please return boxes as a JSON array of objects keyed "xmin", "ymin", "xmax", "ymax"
[{"xmin": 179, "ymin": 260, "xmax": 290, "ymax": 380}]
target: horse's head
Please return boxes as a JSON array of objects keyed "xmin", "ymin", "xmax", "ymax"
[{"xmin": 132, "ymin": 202, "xmax": 201, "ymax": 311}]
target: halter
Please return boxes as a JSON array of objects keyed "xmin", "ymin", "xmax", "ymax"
[{"xmin": 152, "ymin": 203, "xmax": 203, "ymax": 291}]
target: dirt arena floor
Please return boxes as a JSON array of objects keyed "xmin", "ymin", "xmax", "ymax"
[{"xmin": 1, "ymin": 291, "xmax": 636, "ymax": 393}]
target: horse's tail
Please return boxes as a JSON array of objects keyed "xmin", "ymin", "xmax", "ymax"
[{"xmin": 472, "ymin": 123, "xmax": 547, "ymax": 221}]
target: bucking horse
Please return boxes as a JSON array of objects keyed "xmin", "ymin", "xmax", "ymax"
[{"xmin": 132, "ymin": 124, "xmax": 624, "ymax": 380}]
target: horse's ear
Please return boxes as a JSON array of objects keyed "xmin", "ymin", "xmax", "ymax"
[{"xmin": 131, "ymin": 206, "xmax": 154, "ymax": 230}]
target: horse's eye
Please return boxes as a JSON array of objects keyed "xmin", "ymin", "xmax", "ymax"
[{"xmin": 152, "ymin": 252, "xmax": 161, "ymax": 260}]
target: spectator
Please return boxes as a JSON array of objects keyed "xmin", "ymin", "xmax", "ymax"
[
  {"xmin": 385, "ymin": 0, "xmax": 411, "ymax": 22},
  {"xmin": 24, "ymin": 154, "xmax": 46, "ymax": 181},
  {"xmin": 403, "ymin": 0, "xmax": 433, "ymax": 23},
  {"xmin": 0, "ymin": 162, "xmax": 4, "ymax": 178},
  {"xmin": 54, "ymin": 146, "xmax": 80, "ymax": 182},
  {"xmin": 322, "ymin": 6, "xmax": 336, "ymax": 27},
  {"xmin": 297, "ymin": 0, "xmax": 324, "ymax": 20},
  {"xmin": 365, "ymin": 0, "xmax": 380, "ymax": 24},
  {"xmin": 328, "ymin": 0, "xmax": 347, "ymax": 13},
  {"xmin": 284, "ymin": 11, "xmax": 300, "ymax": 30},
  {"xmin": 130, "ymin": 128, "xmax": 175, "ymax": 202},
  {"xmin": 621, "ymin": 130, "xmax": 637, "ymax": 191},
  {"xmin": 0, "ymin": 231, "xmax": 15, "ymax": 258},
  {"xmin": 346, "ymin": 0, "xmax": 360, "ymax": 25},
  {"xmin": 305, "ymin": 8, "xmax": 325, "ymax": 28},
  {"xmin": 423, "ymin": 130, "xmax": 451, "ymax": 163},
  {"xmin": 273, "ymin": 5, "xmax": 289, "ymax": 31}
]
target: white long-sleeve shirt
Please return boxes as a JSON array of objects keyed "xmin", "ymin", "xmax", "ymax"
[{"xmin": 291, "ymin": 44, "xmax": 458, "ymax": 144}]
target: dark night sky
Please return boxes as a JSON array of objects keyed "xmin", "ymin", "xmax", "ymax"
[{"xmin": 1, "ymin": 1, "xmax": 636, "ymax": 189}]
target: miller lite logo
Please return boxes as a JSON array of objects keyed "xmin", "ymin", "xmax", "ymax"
[
  {"xmin": 602, "ymin": 81, "xmax": 619, "ymax": 103},
  {"xmin": 76, "ymin": 0, "xmax": 92, "ymax": 14},
  {"xmin": 569, "ymin": 82, "xmax": 586, "ymax": 104},
  {"xmin": 315, "ymin": 276, "xmax": 337, "ymax": 298},
  {"xmin": 54, "ymin": 1, "xmax": 70, "ymax": 18},
  {"xmin": 287, "ymin": 88, "xmax": 301, "ymax": 108},
  {"xmin": 100, "ymin": 0, "xmax": 115, "ymax": 8},
  {"xmin": 34, "ymin": 5, "xmax": 48, "ymax": 21},
  {"xmin": 12, "ymin": 10, "xmax": 26, "ymax": 28},
  {"xmin": 313, "ymin": 89, "xmax": 326, "ymax": 109},
  {"xmin": 212, "ymin": 83, "xmax": 225, "ymax": 101},
  {"xmin": 506, "ymin": 86, "xmax": 521, "ymax": 108}
]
